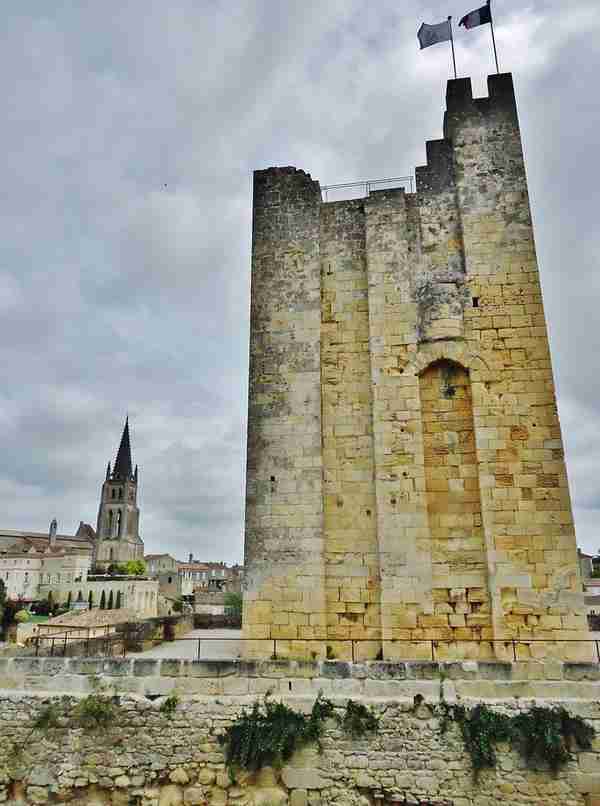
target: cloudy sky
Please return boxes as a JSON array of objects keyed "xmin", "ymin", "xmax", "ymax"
[{"xmin": 2, "ymin": 1, "xmax": 599, "ymax": 564}]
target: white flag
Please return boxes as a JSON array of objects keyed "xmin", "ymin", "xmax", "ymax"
[{"xmin": 418, "ymin": 20, "xmax": 452, "ymax": 49}]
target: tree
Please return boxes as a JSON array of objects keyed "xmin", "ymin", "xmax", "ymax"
[
  {"xmin": 107, "ymin": 563, "xmax": 121, "ymax": 576},
  {"xmin": 224, "ymin": 592, "xmax": 243, "ymax": 623},
  {"xmin": 124, "ymin": 560, "xmax": 146, "ymax": 576},
  {"xmin": 100, "ymin": 590, "xmax": 106, "ymax": 610},
  {"xmin": 66, "ymin": 591, "xmax": 72, "ymax": 609},
  {"xmin": 77, "ymin": 590, "xmax": 83, "ymax": 602},
  {"xmin": 2, "ymin": 600, "xmax": 20, "ymax": 635},
  {"xmin": 47, "ymin": 591, "xmax": 54, "ymax": 610},
  {"xmin": 14, "ymin": 609, "xmax": 30, "ymax": 624},
  {"xmin": 107, "ymin": 590, "xmax": 114, "ymax": 610},
  {"xmin": 88, "ymin": 591, "xmax": 93, "ymax": 610},
  {"xmin": 116, "ymin": 591, "xmax": 122, "ymax": 609},
  {"xmin": 172, "ymin": 597, "xmax": 183, "ymax": 613}
]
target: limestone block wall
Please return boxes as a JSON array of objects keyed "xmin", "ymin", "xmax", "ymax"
[
  {"xmin": 3, "ymin": 660, "xmax": 600, "ymax": 804},
  {"xmin": 244, "ymin": 73, "xmax": 586, "ymax": 661},
  {"xmin": 244, "ymin": 167, "xmax": 327, "ymax": 655}
]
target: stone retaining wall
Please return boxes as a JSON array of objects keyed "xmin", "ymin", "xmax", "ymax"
[{"xmin": 2, "ymin": 661, "xmax": 600, "ymax": 804}]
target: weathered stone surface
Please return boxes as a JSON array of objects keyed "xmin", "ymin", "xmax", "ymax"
[
  {"xmin": 183, "ymin": 787, "xmax": 206, "ymax": 805},
  {"xmin": 243, "ymin": 71, "xmax": 587, "ymax": 663},
  {"xmin": 25, "ymin": 788, "xmax": 48, "ymax": 804},
  {"xmin": 196, "ymin": 769, "xmax": 216, "ymax": 786},
  {"xmin": 158, "ymin": 785, "xmax": 184, "ymax": 806},
  {"xmin": 280, "ymin": 767, "xmax": 327, "ymax": 790}
]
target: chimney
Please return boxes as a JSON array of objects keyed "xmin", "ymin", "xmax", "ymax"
[{"xmin": 49, "ymin": 518, "xmax": 58, "ymax": 548}]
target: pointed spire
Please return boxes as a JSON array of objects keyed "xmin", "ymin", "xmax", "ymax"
[
  {"xmin": 113, "ymin": 417, "xmax": 133, "ymax": 480},
  {"xmin": 106, "ymin": 461, "xmax": 111, "ymax": 481}
]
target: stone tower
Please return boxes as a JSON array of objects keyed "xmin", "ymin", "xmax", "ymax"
[
  {"xmin": 243, "ymin": 73, "xmax": 588, "ymax": 662},
  {"xmin": 94, "ymin": 417, "xmax": 144, "ymax": 566}
]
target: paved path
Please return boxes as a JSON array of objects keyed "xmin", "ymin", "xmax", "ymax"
[{"xmin": 128, "ymin": 628, "xmax": 242, "ymax": 660}]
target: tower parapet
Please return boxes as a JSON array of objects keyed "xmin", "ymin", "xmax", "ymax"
[{"xmin": 244, "ymin": 74, "xmax": 587, "ymax": 662}]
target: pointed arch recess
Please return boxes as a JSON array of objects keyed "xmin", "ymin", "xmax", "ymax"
[{"xmin": 418, "ymin": 357, "xmax": 492, "ymax": 640}]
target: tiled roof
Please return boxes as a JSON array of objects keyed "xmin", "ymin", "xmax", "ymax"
[
  {"xmin": 0, "ymin": 529, "xmax": 92, "ymax": 544},
  {"xmin": 44, "ymin": 608, "xmax": 138, "ymax": 628}
]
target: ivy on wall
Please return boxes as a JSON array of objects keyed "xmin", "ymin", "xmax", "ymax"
[
  {"xmin": 219, "ymin": 693, "xmax": 379, "ymax": 779},
  {"xmin": 439, "ymin": 702, "xmax": 594, "ymax": 776}
]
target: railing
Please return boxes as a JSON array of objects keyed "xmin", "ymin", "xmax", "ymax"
[
  {"xmin": 30, "ymin": 635, "xmax": 600, "ymax": 662},
  {"xmin": 31, "ymin": 631, "xmax": 122, "ymax": 658},
  {"xmin": 321, "ymin": 175, "xmax": 414, "ymax": 202}
]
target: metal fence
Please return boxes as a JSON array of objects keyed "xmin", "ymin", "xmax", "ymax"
[
  {"xmin": 321, "ymin": 175, "xmax": 414, "ymax": 202},
  {"xmin": 29, "ymin": 635, "xmax": 600, "ymax": 662}
]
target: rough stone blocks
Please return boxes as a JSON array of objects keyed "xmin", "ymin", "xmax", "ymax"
[{"xmin": 243, "ymin": 73, "xmax": 586, "ymax": 660}]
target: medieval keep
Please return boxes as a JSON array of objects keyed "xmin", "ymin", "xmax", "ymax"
[
  {"xmin": 243, "ymin": 73, "xmax": 587, "ymax": 661},
  {"xmin": 94, "ymin": 417, "xmax": 144, "ymax": 566}
]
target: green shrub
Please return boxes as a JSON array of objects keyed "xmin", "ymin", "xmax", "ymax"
[
  {"xmin": 14, "ymin": 609, "xmax": 30, "ymax": 624},
  {"xmin": 224, "ymin": 592, "xmax": 242, "ymax": 621},
  {"xmin": 219, "ymin": 693, "xmax": 336, "ymax": 779},
  {"xmin": 342, "ymin": 700, "xmax": 379, "ymax": 738},
  {"xmin": 512, "ymin": 706, "xmax": 594, "ymax": 772},
  {"xmin": 439, "ymin": 702, "xmax": 594, "ymax": 777},
  {"xmin": 33, "ymin": 703, "xmax": 62, "ymax": 731},
  {"xmin": 72, "ymin": 693, "xmax": 117, "ymax": 730},
  {"xmin": 160, "ymin": 693, "xmax": 179, "ymax": 718},
  {"xmin": 219, "ymin": 693, "xmax": 379, "ymax": 780}
]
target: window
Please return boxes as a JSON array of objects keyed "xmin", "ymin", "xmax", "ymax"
[
  {"xmin": 119, "ymin": 488, "xmax": 123, "ymax": 500},
  {"xmin": 116, "ymin": 511, "xmax": 122, "ymax": 537},
  {"xmin": 111, "ymin": 489, "xmax": 116, "ymax": 499}
]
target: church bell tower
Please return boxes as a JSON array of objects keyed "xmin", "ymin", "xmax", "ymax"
[{"xmin": 94, "ymin": 417, "xmax": 144, "ymax": 567}]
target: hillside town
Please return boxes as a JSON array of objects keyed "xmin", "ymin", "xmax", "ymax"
[{"xmin": 0, "ymin": 419, "xmax": 242, "ymax": 642}]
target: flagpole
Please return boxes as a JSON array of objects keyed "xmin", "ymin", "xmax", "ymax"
[
  {"xmin": 448, "ymin": 16, "xmax": 457, "ymax": 79},
  {"xmin": 488, "ymin": 0, "xmax": 500, "ymax": 73}
]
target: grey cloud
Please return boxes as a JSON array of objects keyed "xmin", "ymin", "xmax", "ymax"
[{"xmin": 2, "ymin": 0, "xmax": 599, "ymax": 563}]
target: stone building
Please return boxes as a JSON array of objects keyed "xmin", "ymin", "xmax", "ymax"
[
  {"xmin": 94, "ymin": 418, "xmax": 144, "ymax": 566},
  {"xmin": 148, "ymin": 555, "xmax": 241, "ymax": 599},
  {"xmin": 243, "ymin": 73, "xmax": 587, "ymax": 661},
  {"xmin": 0, "ymin": 521, "xmax": 92, "ymax": 602},
  {"xmin": 38, "ymin": 576, "xmax": 158, "ymax": 618},
  {"xmin": 144, "ymin": 553, "xmax": 178, "ymax": 577}
]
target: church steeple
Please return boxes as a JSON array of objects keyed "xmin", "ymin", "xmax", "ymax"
[
  {"xmin": 93, "ymin": 417, "xmax": 143, "ymax": 567},
  {"xmin": 113, "ymin": 417, "xmax": 133, "ymax": 481}
]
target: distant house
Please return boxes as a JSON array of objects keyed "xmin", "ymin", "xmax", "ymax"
[{"xmin": 0, "ymin": 523, "xmax": 92, "ymax": 602}]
